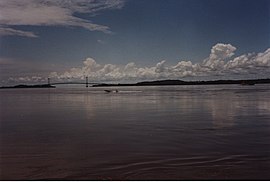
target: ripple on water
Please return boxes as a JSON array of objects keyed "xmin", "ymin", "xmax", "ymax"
[{"xmin": 80, "ymin": 154, "xmax": 270, "ymax": 180}]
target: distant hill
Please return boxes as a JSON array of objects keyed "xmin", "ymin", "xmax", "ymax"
[
  {"xmin": 2, "ymin": 78, "xmax": 270, "ymax": 89},
  {"xmin": 92, "ymin": 78, "xmax": 270, "ymax": 87},
  {"xmin": 0, "ymin": 84, "xmax": 55, "ymax": 89},
  {"xmin": 137, "ymin": 80, "xmax": 186, "ymax": 86}
]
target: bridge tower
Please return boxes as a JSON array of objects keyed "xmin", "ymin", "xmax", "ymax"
[
  {"xmin": 86, "ymin": 76, "xmax": 88, "ymax": 87},
  {"xmin": 48, "ymin": 77, "xmax": 50, "ymax": 85}
]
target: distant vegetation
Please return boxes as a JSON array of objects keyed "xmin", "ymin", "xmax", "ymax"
[
  {"xmin": 1, "ymin": 78, "xmax": 270, "ymax": 89},
  {"xmin": 0, "ymin": 84, "xmax": 55, "ymax": 89},
  {"xmin": 93, "ymin": 78, "xmax": 270, "ymax": 87}
]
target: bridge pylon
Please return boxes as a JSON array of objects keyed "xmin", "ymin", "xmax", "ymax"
[{"xmin": 86, "ymin": 76, "xmax": 88, "ymax": 87}]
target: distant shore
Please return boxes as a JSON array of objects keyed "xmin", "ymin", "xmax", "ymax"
[
  {"xmin": 1, "ymin": 78, "xmax": 270, "ymax": 89},
  {"xmin": 0, "ymin": 84, "xmax": 55, "ymax": 89},
  {"xmin": 92, "ymin": 78, "xmax": 270, "ymax": 87}
]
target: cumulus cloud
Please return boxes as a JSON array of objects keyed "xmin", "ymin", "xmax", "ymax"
[
  {"xmin": 6, "ymin": 43, "xmax": 270, "ymax": 84},
  {"xmin": 0, "ymin": 0, "xmax": 125, "ymax": 37},
  {"xmin": 202, "ymin": 43, "xmax": 236, "ymax": 72},
  {"xmin": 48, "ymin": 43, "xmax": 270, "ymax": 82}
]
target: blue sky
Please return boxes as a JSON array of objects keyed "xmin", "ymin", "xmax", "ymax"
[{"xmin": 0, "ymin": 0, "xmax": 269, "ymax": 84}]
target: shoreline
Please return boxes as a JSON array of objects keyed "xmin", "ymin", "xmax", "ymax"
[
  {"xmin": 92, "ymin": 78, "xmax": 270, "ymax": 87},
  {"xmin": 0, "ymin": 84, "xmax": 55, "ymax": 89},
  {"xmin": 1, "ymin": 78, "xmax": 270, "ymax": 89}
]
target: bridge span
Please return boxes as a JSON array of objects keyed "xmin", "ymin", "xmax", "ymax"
[
  {"xmin": 50, "ymin": 82, "xmax": 101, "ymax": 87},
  {"xmin": 48, "ymin": 77, "xmax": 101, "ymax": 87}
]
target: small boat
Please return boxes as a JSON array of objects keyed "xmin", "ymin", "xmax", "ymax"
[{"xmin": 104, "ymin": 89, "xmax": 119, "ymax": 93}]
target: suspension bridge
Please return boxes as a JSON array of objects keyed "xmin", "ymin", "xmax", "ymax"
[{"xmin": 48, "ymin": 77, "xmax": 101, "ymax": 87}]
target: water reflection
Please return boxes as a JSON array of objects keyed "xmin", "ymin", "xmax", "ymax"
[
  {"xmin": 1, "ymin": 85, "xmax": 270, "ymax": 180},
  {"xmin": 208, "ymin": 95, "xmax": 236, "ymax": 128}
]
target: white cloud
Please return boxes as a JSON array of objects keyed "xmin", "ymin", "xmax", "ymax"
[
  {"xmin": 48, "ymin": 43, "xmax": 270, "ymax": 82},
  {"xmin": 8, "ymin": 76, "xmax": 45, "ymax": 83},
  {"xmin": 210, "ymin": 43, "xmax": 236, "ymax": 60},
  {"xmin": 202, "ymin": 43, "xmax": 236, "ymax": 71},
  {"xmin": 5, "ymin": 43, "xmax": 270, "ymax": 84},
  {"xmin": 0, "ymin": 58, "xmax": 60, "ymax": 85},
  {"xmin": 0, "ymin": 0, "xmax": 125, "ymax": 37},
  {"xmin": 0, "ymin": 27, "xmax": 38, "ymax": 37}
]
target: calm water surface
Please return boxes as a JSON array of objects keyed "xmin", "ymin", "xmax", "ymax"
[{"xmin": 1, "ymin": 85, "xmax": 270, "ymax": 180}]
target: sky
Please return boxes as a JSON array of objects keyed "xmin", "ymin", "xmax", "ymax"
[{"xmin": 0, "ymin": 0, "xmax": 269, "ymax": 85}]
